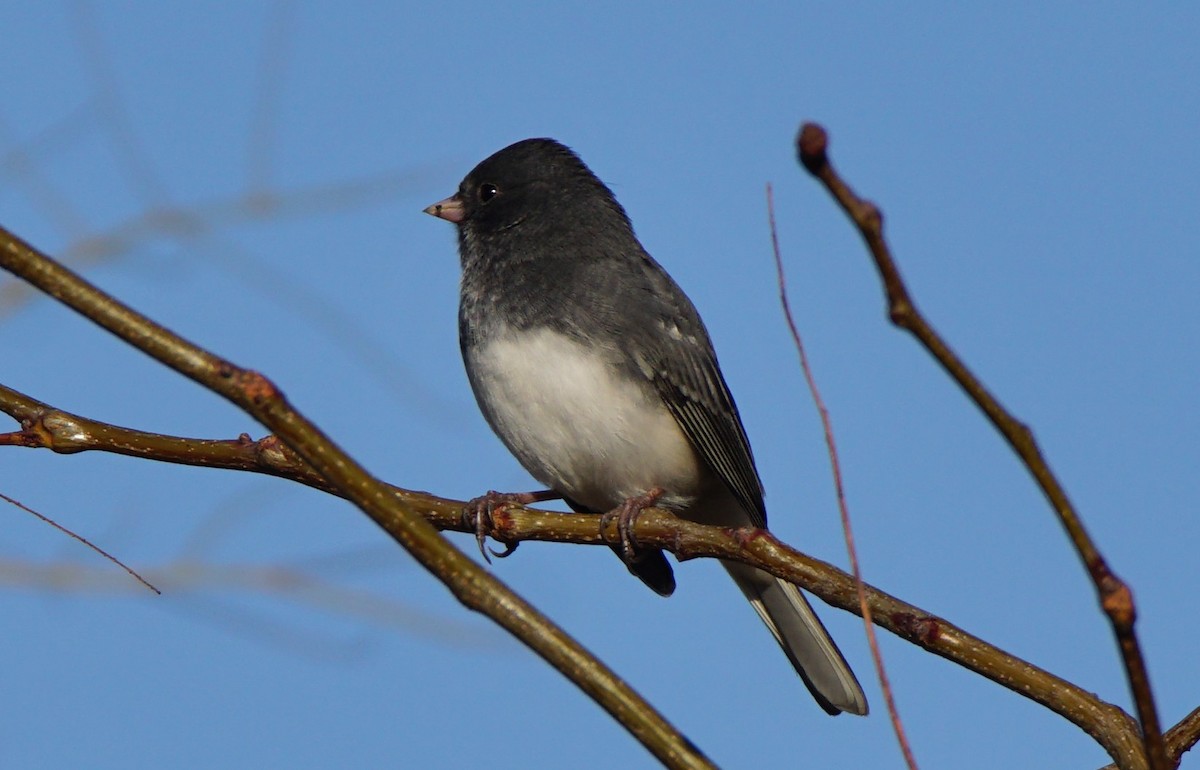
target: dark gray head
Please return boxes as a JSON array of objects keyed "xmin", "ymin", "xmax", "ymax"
[
  {"xmin": 424, "ymin": 138, "xmax": 632, "ymax": 244},
  {"xmin": 426, "ymin": 137, "xmax": 663, "ymax": 333}
]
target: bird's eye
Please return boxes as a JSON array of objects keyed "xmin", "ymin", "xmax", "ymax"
[{"xmin": 478, "ymin": 183, "xmax": 499, "ymax": 203}]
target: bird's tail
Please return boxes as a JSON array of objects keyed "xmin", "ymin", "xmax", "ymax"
[{"xmin": 723, "ymin": 561, "xmax": 868, "ymax": 715}]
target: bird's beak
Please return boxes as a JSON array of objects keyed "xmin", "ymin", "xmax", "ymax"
[{"xmin": 424, "ymin": 194, "xmax": 465, "ymax": 223}]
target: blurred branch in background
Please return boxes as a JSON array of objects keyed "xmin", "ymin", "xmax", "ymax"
[
  {"xmin": 0, "ymin": 541, "xmax": 491, "ymax": 658},
  {"xmin": 0, "ymin": 1, "xmax": 454, "ymax": 417}
]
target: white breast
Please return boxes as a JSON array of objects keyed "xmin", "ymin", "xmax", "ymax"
[{"xmin": 467, "ymin": 326, "xmax": 703, "ymax": 512}]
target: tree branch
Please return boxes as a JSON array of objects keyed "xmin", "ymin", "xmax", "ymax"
[
  {"xmin": 1163, "ymin": 708, "xmax": 1200, "ymax": 768},
  {"xmin": 2, "ymin": 121, "xmax": 1189, "ymax": 767},
  {"xmin": 795, "ymin": 121, "xmax": 1168, "ymax": 770},
  {"xmin": 768, "ymin": 182, "xmax": 917, "ymax": 768},
  {"xmin": 0, "ymin": 225, "xmax": 714, "ymax": 770},
  {"xmin": 0, "ymin": 377, "xmax": 1171, "ymax": 769}
]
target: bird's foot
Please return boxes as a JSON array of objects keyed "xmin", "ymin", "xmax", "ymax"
[
  {"xmin": 600, "ymin": 487, "xmax": 665, "ymax": 565},
  {"xmin": 462, "ymin": 489, "xmax": 559, "ymax": 563}
]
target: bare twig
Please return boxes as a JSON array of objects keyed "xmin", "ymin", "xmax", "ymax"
[
  {"xmin": 767, "ymin": 183, "xmax": 917, "ymax": 769},
  {"xmin": 795, "ymin": 121, "xmax": 1167, "ymax": 770},
  {"xmin": 0, "ymin": 491, "xmax": 159, "ymax": 594},
  {"xmin": 0, "ymin": 225, "xmax": 714, "ymax": 770}
]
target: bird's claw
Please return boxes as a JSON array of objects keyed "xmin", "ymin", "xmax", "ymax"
[
  {"xmin": 462, "ymin": 490, "xmax": 512, "ymax": 564},
  {"xmin": 488, "ymin": 541, "xmax": 519, "ymax": 559},
  {"xmin": 463, "ymin": 489, "xmax": 557, "ymax": 562},
  {"xmin": 601, "ymin": 487, "xmax": 665, "ymax": 565}
]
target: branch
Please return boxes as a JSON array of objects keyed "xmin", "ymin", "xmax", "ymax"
[
  {"xmin": 0, "ymin": 490, "xmax": 159, "ymax": 594},
  {"xmin": 795, "ymin": 122, "xmax": 1167, "ymax": 770},
  {"xmin": 1164, "ymin": 708, "xmax": 1200, "ymax": 767},
  {"xmin": 767, "ymin": 183, "xmax": 916, "ymax": 768},
  {"xmin": 0, "ymin": 379, "xmax": 1161, "ymax": 769},
  {"xmin": 0, "ymin": 226, "xmax": 714, "ymax": 770}
]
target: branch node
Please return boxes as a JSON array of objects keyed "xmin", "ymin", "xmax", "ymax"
[
  {"xmin": 40, "ymin": 412, "xmax": 92, "ymax": 452},
  {"xmin": 255, "ymin": 434, "xmax": 292, "ymax": 465},
  {"xmin": 796, "ymin": 122, "xmax": 830, "ymax": 176},
  {"xmin": 887, "ymin": 300, "xmax": 915, "ymax": 328},
  {"xmin": 1101, "ymin": 578, "xmax": 1136, "ymax": 629},
  {"xmin": 861, "ymin": 200, "xmax": 884, "ymax": 231},
  {"xmin": 238, "ymin": 369, "xmax": 279, "ymax": 404},
  {"xmin": 891, "ymin": 612, "xmax": 941, "ymax": 644}
]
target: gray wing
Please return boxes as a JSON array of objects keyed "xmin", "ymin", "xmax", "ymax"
[{"xmin": 629, "ymin": 261, "xmax": 768, "ymax": 529}]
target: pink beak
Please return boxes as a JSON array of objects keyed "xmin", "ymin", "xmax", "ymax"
[{"xmin": 424, "ymin": 194, "xmax": 465, "ymax": 223}]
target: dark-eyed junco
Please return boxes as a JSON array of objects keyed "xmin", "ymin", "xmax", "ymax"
[{"xmin": 425, "ymin": 138, "xmax": 867, "ymax": 715}]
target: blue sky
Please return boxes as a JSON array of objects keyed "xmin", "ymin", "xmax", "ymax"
[{"xmin": 2, "ymin": 3, "xmax": 1198, "ymax": 768}]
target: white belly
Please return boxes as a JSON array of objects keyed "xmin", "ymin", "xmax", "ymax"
[{"xmin": 467, "ymin": 327, "xmax": 703, "ymax": 512}]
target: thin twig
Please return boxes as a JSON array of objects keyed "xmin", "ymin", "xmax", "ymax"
[
  {"xmin": 766, "ymin": 183, "xmax": 917, "ymax": 769},
  {"xmin": 795, "ymin": 121, "xmax": 1167, "ymax": 770},
  {"xmin": 0, "ymin": 491, "xmax": 159, "ymax": 594}
]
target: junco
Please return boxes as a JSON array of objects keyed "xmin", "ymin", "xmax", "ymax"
[{"xmin": 425, "ymin": 138, "xmax": 867, "ymax": 715}]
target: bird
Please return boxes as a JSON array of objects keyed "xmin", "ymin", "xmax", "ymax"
[{"xmin": 424, "ymin": 138, "xmax": 867, "ymax": 715}]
